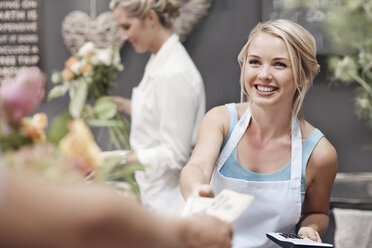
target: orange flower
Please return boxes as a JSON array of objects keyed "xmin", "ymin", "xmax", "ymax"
[
  {"xmin": 62, "ymin": 68, "xmax": 74, "ymax": 81},
  {"xmin": 83, "ymin": 54, "xmax": 93, "ymax": 63},
  {"xmin": 59, "ymin": 119, "xmax": 102, "ymax": 175},
  {"xmin": 79, "ymin": 63, "xmax": 93, "ymax": 74},
  {"xmin": 23, "ymin": 113, "xmax": 48, "ymax": 141},
  {"xmin": 65, "ymin": 56, "xmax": 78, "ymax": 68}
]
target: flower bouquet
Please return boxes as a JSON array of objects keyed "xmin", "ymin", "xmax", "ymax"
[
  {"xmin": 58, "ymin": 118, "xmax": 143, "ymax": 197},
  {"xmin": 48, "ymin": 42, "xmax": 130, "ymax": 150},
  {"xmin": 281, "ymin": 0, "xmax": 372, "ymax": 130},
  {"xmin": 0, "ymin": 68, "xmax": 143, "ymax": 198},
  {"xmin": 0, "ymin": 68, "xmax": 84, "ymax": 183},
  {"xmin": 0, "ymin": 68, "xmax": 47, "ymax": 151}
]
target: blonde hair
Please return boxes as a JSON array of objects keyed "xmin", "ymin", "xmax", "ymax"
[
  {"xmin": 237, "ymin": 19, "xmax": 320, "ymax": 118},
  {"xmin": 109, "ymin": 0, "xmax": 180, "ymax": 29}
]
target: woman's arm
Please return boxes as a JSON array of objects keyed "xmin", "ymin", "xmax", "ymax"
[
  {"xmin": 0, "ymin": 169, "xmax": 232, "ymax": 248},
  {"xmin": 180, "ymin": 106, "xmax": 229, "ymax": 199},
  {"xmin": 298, "ymin": 137, "xmax": 338, "ymax": 242}
]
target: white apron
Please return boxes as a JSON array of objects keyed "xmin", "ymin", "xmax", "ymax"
[{"xmin": 210, "ymin": 107, "xmax": 302, "ymax": 248}]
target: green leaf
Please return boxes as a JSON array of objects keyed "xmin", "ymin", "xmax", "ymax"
[
  {"xmin": 46, "ymin": 110, "xmax": 72, "ymax": 145},
  {"xmin": 47, "ymin": 84, "xmax": 69, "ymax": 101},
  {"xmin": 69, "ymin": 81, "xmax": 88, "ymax": 118},
  {"xmin": 85, "ymin": 119, "xmax": 122, "ymax": 127},
  {"xmin": 94, "ymin": 97, "xmax": 118, "ymax": 120}
]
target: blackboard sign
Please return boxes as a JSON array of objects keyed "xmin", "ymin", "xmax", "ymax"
[
  {"xmin": 0, "ymin": 0, "xmax": 43, "ymax": 80},
  {"xmin": 262, "ymin": 0, "xmax": 338, "ymax": 54}
]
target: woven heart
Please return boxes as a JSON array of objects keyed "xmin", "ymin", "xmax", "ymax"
[
  {"xmin": 61, "ymin": 0, "xmax": 214, "ymax": 54},
  {"xmin": 62, "ymin": 10, "xmax": 123, "ymax": 54}
]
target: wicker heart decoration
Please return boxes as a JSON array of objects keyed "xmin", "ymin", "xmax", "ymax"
[
  {"xmin": 62, "ymin": 10, "xmax": 123, "ymax": 54},
  {"xmin": 61, "ymin": 0, "xmax": 214, "ymax": 54}
]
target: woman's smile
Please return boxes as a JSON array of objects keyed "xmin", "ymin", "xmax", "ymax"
[{"xmin": 254, "ymin": 84, "xmax": 279, "ymax": 95}]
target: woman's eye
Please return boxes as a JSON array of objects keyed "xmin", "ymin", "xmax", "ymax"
[
  {"xmin": 275, "ymin": 62, "xmax": 287, "ymax": 68},
  {"xmin": 249, "ymin": 59, "xmax": 260, "ymax": 65},
  {"xmin": 121, "ymin": 25, "xmax": 130, "ymax": 30}
]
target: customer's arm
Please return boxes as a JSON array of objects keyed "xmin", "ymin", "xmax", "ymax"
[{"xmin": 0, "ymin": 169, "xmax": 232, "ymax": 248}]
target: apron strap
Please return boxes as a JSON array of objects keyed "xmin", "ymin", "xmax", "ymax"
[
  {"xmin": 216, "ymin": 106, "xmax": 251, "ymax": 170},
  {"xmin": 290, "ymin": 117, "xmax": 302, "ymax": 182}
]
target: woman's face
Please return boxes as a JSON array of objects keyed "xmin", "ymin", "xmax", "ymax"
[
  {"xmin": 244, "ymin": 32, "xmax": 296, "ymax": 110},
  {"xmin": 114, "ymin": 6, "xmax": 153, "ymax": 53}
]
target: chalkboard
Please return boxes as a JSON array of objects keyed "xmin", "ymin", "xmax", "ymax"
[
  {"xmin": 0, "ymin": 0, "xmax": 44, "ymax": 80},
  {"xmin": 261, "ymin": 0, "xmax": 338, "ymax": 54}
]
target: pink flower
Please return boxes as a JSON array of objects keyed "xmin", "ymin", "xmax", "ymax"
[{"xmin": 0, "ymin": 68, "xmax": 46, "ymax": 124}]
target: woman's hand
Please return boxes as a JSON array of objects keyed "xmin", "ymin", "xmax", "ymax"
[
  {"xmin": 110, "ymin": 96, "xmax": 131, "ymax": 115},
  {"xmin": 99, "ymin": 150, "xmax": 127, "ymax": 164},
  {"xmin": 298, "ymin": 226, "xmax": 322, "ymax": 242}
]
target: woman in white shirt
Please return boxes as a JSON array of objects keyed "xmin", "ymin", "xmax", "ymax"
[{"xmin": 104, "ymin": 0, "xmax": 206, "ymax": 215}]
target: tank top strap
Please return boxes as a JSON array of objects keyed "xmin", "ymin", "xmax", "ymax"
[
  {"xmin": 226, "ymin": 103, "xmax": 238, "ymax": 129},
  {"xmin": 303, "ymin": 128, "xmax": 324, "ymax": 163},
  {"xmin": 221, "ymin": 103, "xmax": 239, "ymax": 150}
]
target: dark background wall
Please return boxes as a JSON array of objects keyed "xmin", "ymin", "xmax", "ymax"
[{"xmin": 37, "ymin": 0, "xmax": 372, "ymax": 173}]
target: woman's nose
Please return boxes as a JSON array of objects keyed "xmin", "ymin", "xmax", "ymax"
[
  {"xmin": 121, "ymin": 32, "xmax": 129, "ymax": 42},
  {"xmin": 258, "ymin": 66, "xmax": 272, "ymax": 81}
]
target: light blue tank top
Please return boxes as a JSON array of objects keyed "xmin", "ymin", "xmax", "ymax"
[{"xmin": 219, "ymin": 103, "xmax": 324, "ymax": 202}]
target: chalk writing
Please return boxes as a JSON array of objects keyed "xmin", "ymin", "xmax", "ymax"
[{"xmin": 0, "ymin": 0, "xmax": 42, "ymax": 80}]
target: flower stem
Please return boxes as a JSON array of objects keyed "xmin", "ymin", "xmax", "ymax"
[{"xmin": 352, "ymin": 74, "xmax": 372, "ymax": 94}]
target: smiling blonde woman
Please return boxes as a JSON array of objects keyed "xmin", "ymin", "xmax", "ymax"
[{"xmin": 180, "ymin": 19, "xmax": 338, "ymax": 248}]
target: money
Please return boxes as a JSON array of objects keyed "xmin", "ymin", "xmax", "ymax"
[{"xmin": 182, "ymin": 189, "xmax": 254, "ymax": 223}]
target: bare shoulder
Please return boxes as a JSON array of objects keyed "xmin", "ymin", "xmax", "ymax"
[
  {"xmin": 203, "ymin": 105, "xmax": 231, "ymax": 138},
  {"xmin": 202, "ymin": 103, "xmax": 249, "ymax": 139},
  {"xmin": 204, "ymin": 105, "xmax": 230, "ymax": 124},
  {"xmin": 312, "ymin": 136, "xmax": 338, "ymax": 169},
  {"xmin": 304, "ymin": 121, "xmax": 338, "ymax": 177}
]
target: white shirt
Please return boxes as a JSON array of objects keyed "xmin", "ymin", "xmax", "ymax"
[{"xmin": 130, "ymin": 34, "xmax": 205, "ymax": 215}]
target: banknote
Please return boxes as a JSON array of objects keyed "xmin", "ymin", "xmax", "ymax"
[{"xmin": 182, "ymin": 189, "xmax": 254, "ymax": 223}]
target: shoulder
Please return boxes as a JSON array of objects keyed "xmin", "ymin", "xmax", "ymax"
[
  {"xmin": 313, "ymin": 136, "xmax": 338, "ymax": 169},
  {"xmin": 202, "ymin": 105, "xmax": 231, "ymax": 138},
  {"xmin": 162, "ymin": 42, "xmax": 200, "ymax": 77},
  {"xmin": 302, "ymin": 120, "xmax": 338, "ymax": 165},
  {"xmin": 156, "ymin": 53, "xmax": 202, "ymax": 90},
  {"xmin": 305, "ymin": 122, "xmax": 338, "ymax": 181},
  {"xmin": 164, "ymin": 42, "xmax": 195, "ymax": 69},
  {"xmin": 155, "ymin": 68, "xmax": 203, "ymax": 97},
  {"xmin": 205, "ymin": 105, "xmax": 230, "ymax": 121}
]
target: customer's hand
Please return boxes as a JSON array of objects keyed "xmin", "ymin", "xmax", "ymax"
[
  {"xmin": 298, "ymin": 226, "xmax": 322, "ymax": 242},
  {"xmin": 180, "ymin": 214, "xmax": 232, "ymax": 248}
]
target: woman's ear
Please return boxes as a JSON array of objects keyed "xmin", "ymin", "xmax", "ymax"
[{"xmin": 145, "ymin": 10, "xmax": 159, "ymax": 28}]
